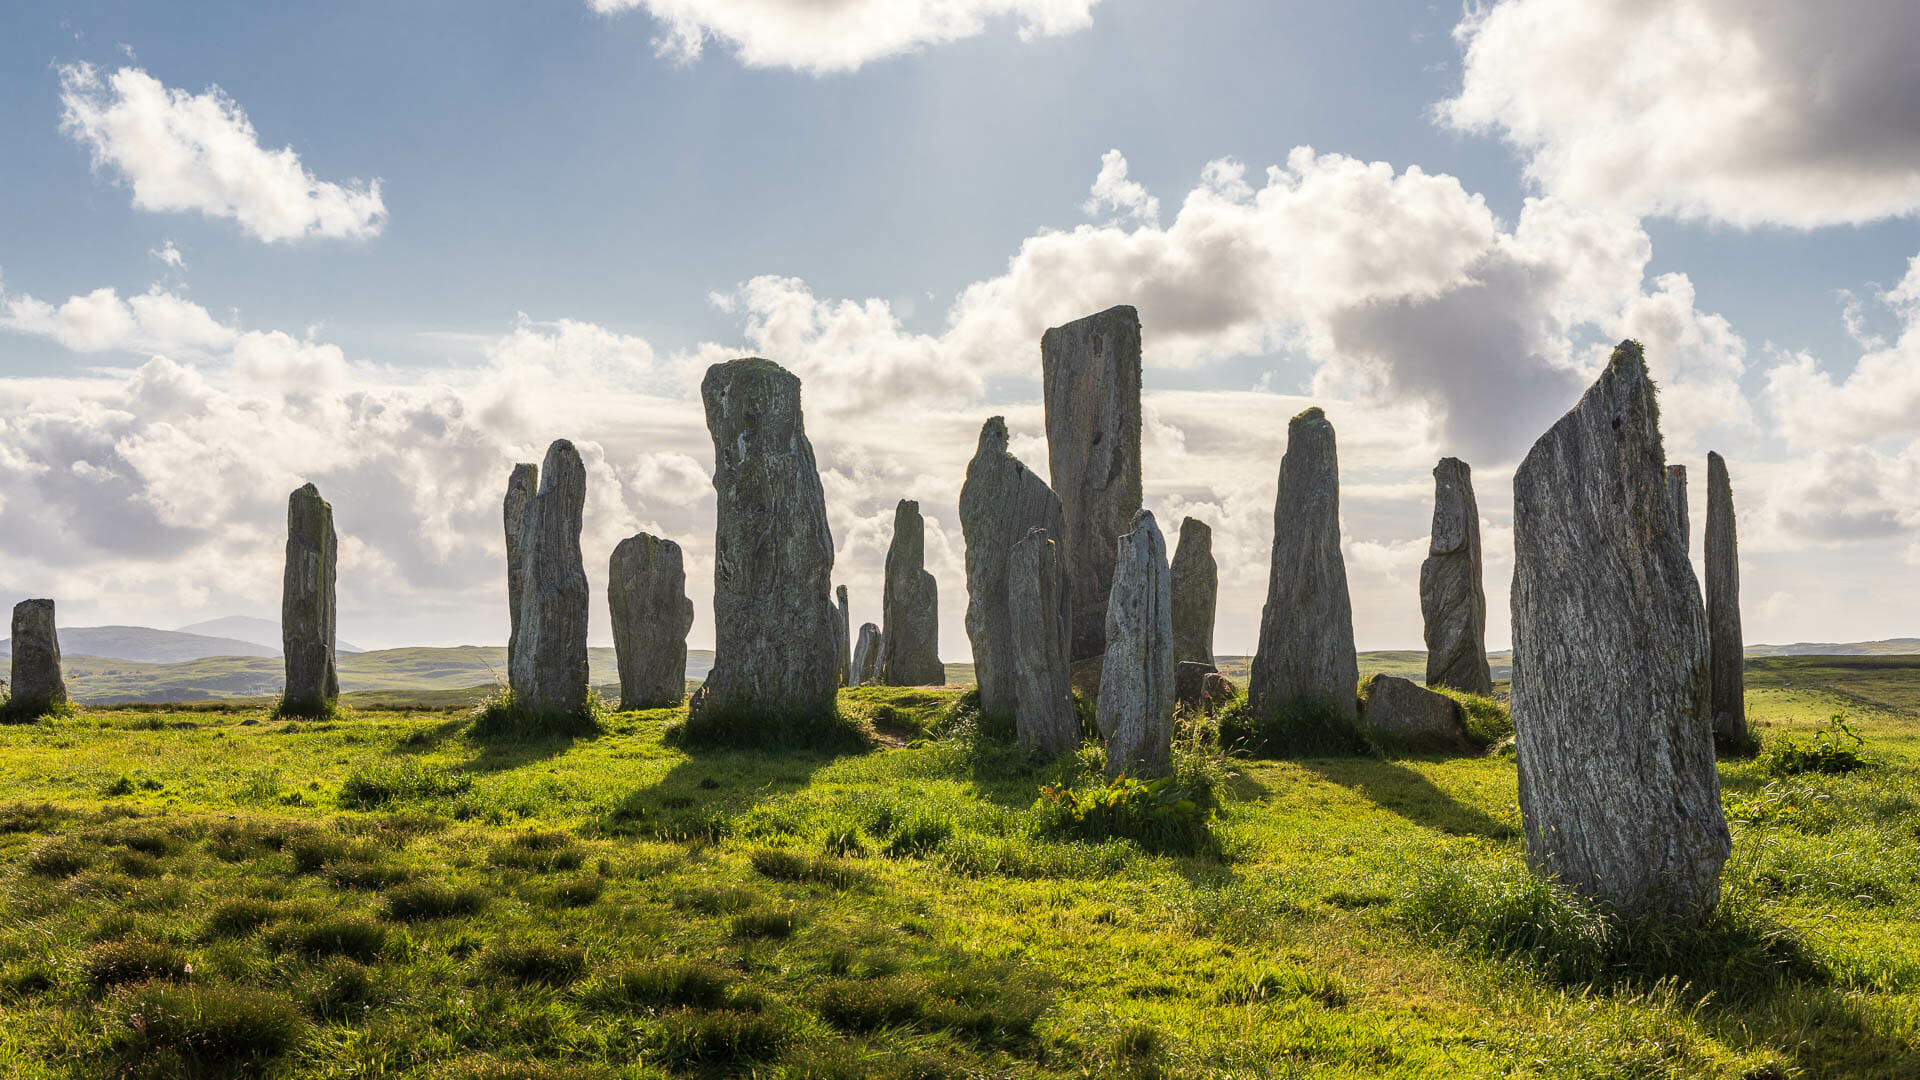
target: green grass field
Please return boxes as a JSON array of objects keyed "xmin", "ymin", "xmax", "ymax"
[{"xmin": 0, "ymin": 658, "xmax": 1915, "ymax": 1078}]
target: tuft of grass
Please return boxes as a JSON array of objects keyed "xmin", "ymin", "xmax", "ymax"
[
  {"xmin": 649, "ymin": 1008, "xmax": 793, "ymax": 1067},
  {"xmin": 671, "ymin": 702, "xmax": 872, "ymax": 754},
  {"xmin": 582, "ymin": 960, "xmax": 754, "ymax": 1012},
  {"xmin": 749, "ymin": 848, "xmax": 868, "ymax": 889},
  {"xmin": 272, "ymin": 696, "xmax": 344, "ymax": 722},
  {"xmin": 103, "ymin": 983, "xmax": 306, "ymax": 1073},
  {"xmin": 1216, "ymin": 694, "xmax": 1369, "ymax": 758},
  {"xmin": 480, "ymin": 939, "xmax": 587, "ymax": 986},
  {"xmin": 1033, "ymin": 774, "xmax": 1217, "ymax": 856},
  {"xmin": 83, "ymin": 939, "xmax": 192, "ymax": 993},
  {"xmin": 487, "ymin": 831, "xmax": 584, "ymax": 873},
  {"xmin": 338, "ymin": 759, "xmax": 473, "ymax": 809},
  {"xmin": 1432, "ymin": 688, "xmax": 1513, "ymax": 748},
  {"xmin": 467, "ymin": 687, "xmax": 605, "ymax": 739},
  {"xmin": 382, "ymin": 881, "xmax": 489, "ymax": 921},
  {"xmin": 303, "ymin": 956, "xmax": 378, "ymax": 1019},
  {"xmin": 731, "ymin": 908, "xmax": 800, "ymax": 939},
  {"xmin": 205, "ymin": 898, "xmax": 279, "ymax": 939},
  {"xmin": 24, "ymin": 838, "xmax": 94, "ymax": 878},
  {"xmin": 540, "ymin": 875, "xmax": 604, "ymax": 909},
  {"xmin": 0, "ymin": 801, "xmax": 67, "ymax": 833},
  {"xmin": 268, "ymin": 916, "xmax": 389, "ymax": 962}
]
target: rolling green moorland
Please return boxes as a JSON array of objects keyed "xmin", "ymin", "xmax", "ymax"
[{"xmin": 0, "ymin": 656, "xmax": 1916, "ymax": 1078}]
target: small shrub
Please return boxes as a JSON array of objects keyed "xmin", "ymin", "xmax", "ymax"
[
  {"xmin": 104, "ymin": 983, "xmax": 306, "ymax": 1070},
  {"xmin": 83, "ymin": 940, "xmax": 191, "ymax": 992},
  {"xmin": 1034, "ymin": 775, "xmax": 1216, "ymax": 856},
  {"xmin": 487, "ymin": 831, "xmax": 584, "ymax": 873},
  {"xmin": 206, "ymin": 898, "xmax": 279, "ymax": 939},
  {"xmin": 24, "ymin": 839, "xmax": 93, "ymax": 878},
  {"xmin": 750, "ymin": 848, "xmax": 867, "ymax": 889},
  {"xmin": 383, "ymin": 881, "xmax": 489, "ymax": 921},
  {"xmin": 1757, "ymin": 715, "xmax": 1868, "ymax": 777},
  {"xmin": 269, "ymin": 916, "xmax": 388, "ymax": 962},
  {"xmin": 481, "ymin": 939, "xmax": 587, "ymax": 986},
  {"xmin": 1216, "ymin": 695, "xmax": 1369, "ymax": 758},
  {"xmin": 649, "ymin": 1008, "xmax": 791, "ymax": 1067},
  {"xmin": 731, "ymin": 909, "xmax": 799, "ymax": 939}
]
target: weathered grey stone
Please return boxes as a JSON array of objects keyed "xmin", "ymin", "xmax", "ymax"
[
  {"xmin": 836, "ymin": 585, "xmax": 852, "ymax": 687},
  {"xmin": 1174, "ymin": 660, "xmax": 1218, "ymax": 712},
  {"xmin": 1419, "ymin": 458, "xmax": 1493, "ymax": 696},
  {"xmin": 690, "ymin": 359, "xmax": 840, "ymax": 727},
  {"xmin": 1008, "ymin": 528, "xmax": 1078, "ymax": 753},
  {"xmin": 510, "ymin": 440, "xmax": 590, "ymax": 718},
  {"xmin": 281, "ymin": 483, "xmax": 338, "ymax": 714},
  {"xmin": 1706, "ymin": 451, "xmax": 1748, "ymax": 750},
  {"xmin": 504, "ymin": 463, "xmax": 538, "ymax": 678},
  {"xmin": 1202, "ymin": 672, "xmax": 1237, "ymax": 710},
  {"xmin": 1097, "ymin": 509, "xmax": 1174, "ymax": 779},
  {"xmin": 1511, "ymin": 341, "xmax": 1729, "ymax": 922},
  {"xmin": 8, "ymin": 599, "xmax": 65, "ymax": 714},
  {"xmin": 609, "ymin": 533, "xmax": 694, "ymax": 710},
  {"xmin": 1170, "ymin": 517, "xmax": 1217, "ymax": 668},
  {"xmin": 1042, "ymin": 306, "xmax": 1143, "ymax": 662},
  {"xmin": 852, "ymin": 623, "xmax": 882, "ymax": 686},
  {"xmin": 1360, "ymin": 674, "xmax": 1471, "ymax": 755},
  {"xmin": 1666, "ymin": 464, "xmax": 1690, "ymax": 550},
  {"xmin": 960, "ymin": 417, "xmax": 1069, "ymax": 718},
  {"xmin": 880, "ymin": 499, "xmax": 945, "ymax": 686},
  {"xmin": 1248, "ymin": 407, "xmax": 1359, "ymax": 726}
]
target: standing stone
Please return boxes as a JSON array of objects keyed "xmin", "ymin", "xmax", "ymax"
[
  {"xmin": 1008, "ymin": 527, "xmax": 1077, "ymax": 753},
  {"xmin": 1666, "ymin": 464, "xmax": 1690, "ymax": 550},
  {"xmin": 1360, "ymin": 674, "xmax": 1472, "ymax": 755},
  {"xmin": 510, "ymin": 440, "xmax": 589, "ymax": 718},
  {"xmin": 1170, "ymin": 517, "xmax": 1217, "ymax": 668},
  {"xmin": 1174, "ymin": 661, "xmax": 1218, "ymax": 712},
  {"xmin": 835, "ymin": 585, "xmax": 852, "ymax": 687},
  {"xmin": 609, "ymin": 533, "xmax": 694, "ymax": 711},
  {"xmin": 1042, "ymin": 306, "xmax": 1143, "ymax": 663},
  {"xmin": 1511, "ymin": 341, "xmax": 1729, "ymax": 922},
  {"xmin": 1419, "ymin": 458, "xmax": 1494, "ymax": 696},
  {"xmin": 8, "ymin": 599, "xmax": 65, "ymax": 716},
  {"xmin": 281, "ymin": 483, "xmax": 338, "ymax": 716},
  {"xmin": 690, "ymin": 358, "xmax": 839, "ymax": 727},
  {"xmin": 960, "ymin": 417, "xmax": 1068, "ymax": 717},
  {"xmin": 851, "ymin": 624, "xmax": 882, "ymax": 686},
  {"xmin": 1097, "ymin": 509, "xmax": 1174, "ymax": 779},
  {"xmin": 1706, "ymin": 451, "xmax": 1749, "ymax": 751},
  {"xmin": 1248, "ymin": 408, "xmax": 1359, "ymax": 726},
  {"xmin": 504, "ymin": 463, "xmax": 538, "ymax": 679},
  {"xmin": 879, "ymin": 500, "xmax": 945, "ymax": 686}
]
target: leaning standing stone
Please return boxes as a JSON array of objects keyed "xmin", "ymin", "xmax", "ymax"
[
  {"xmin": 1666, "ymin": 464, "xmax": 1690, "ymax": 550},
  {"xmin": 1097, "ymin": 509, "xmax": 1174, "ymax": 779},
  {"xmin": 880, "ymin": 500, "xmax": 945, "ymax": 686},
  {"xmin": 1008, "ymin": 527, "xmax": 1077, "ymax": 753},
  {"xmin": 504, "ymin": 463, "xmax": 538, "ymax": 678},
  {"xmin": 836, "ymin": 585, "xmax": 852, "ymax": 687},
  {"xmin": 609, "ymin": 533, "xmax": 695, "ymax": 710},
  {"xmin": 8, "ymin": 599, "xmax": 65, "ymax": 717},
  {"xmin": 1419, "ymin": 458, "xmax": 1494, "ymax": 696},
  {"xmin": 281, "ymin": 483, "xmax": 339, "ymax": 716},
  {"xmin": 689, "ymin": 358, "xmax": 840, "ymax": 729},
  {"xmin": 1706, "ymin": 451, "xmax": 1749, "ymax": 751},
  {"xmin": 1511, "ymin": 340, "xmax": 1729, "ymax": 922},
  {"xmin": 852, "ymin": 624, "xmax": 882, "ymax": 686},
  {"xmin": 1043, "ymin": 306, "xmax": 1143, "ymax": 663},
  {"xmin": 1248, "ymin": 408, "xmax": 1359, "ymax": 726},
  {"xmin": 511, "ymin": 440, "xmax": 590, "ymax": 719},
  {"xmin": 960, "ymin": 416, "xmax": 1068, "ymax": 717},
  {"xmin": 1170, "ymin": 517, "xmax": 1217, "ymax": 668}
]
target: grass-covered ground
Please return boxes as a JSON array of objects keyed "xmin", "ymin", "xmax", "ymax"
[{"xmin": 0, "ymin": 663, "xmax": 1916, "ymax": 1079}]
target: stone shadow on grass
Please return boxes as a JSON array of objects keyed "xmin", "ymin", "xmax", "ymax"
[
  {"xmin": 592, "ymin": 750, "xmax": 845, "ymax": 844},
  {"xmin": 1300, "ymin": 757, "xmax": 1516, "ymax": 841}
]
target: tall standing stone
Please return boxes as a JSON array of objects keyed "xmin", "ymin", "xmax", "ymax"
[
  {"xmin": 689, "ymin": 358, "xmax": 839, "ymax": 727},
  {"xmin": 609, "ymin": 533, "xmax": 694, "ymax": 711},
  {"xmin": 511, "ymin": 440, "xmax": 589, "ymax": 718},
  {"xmin": 1419, "ymin": 458, "xmax": 1493, "ymax": 696},
  {"xmin": 879, "ymin": 500, "xmax": 945, "ymax": 686},
  {"xmin": 504, "ymin": 463, "xmax": 538, "ymax": 678},
  {"xmin": 1248, "ymin": 408, "xmax": 1359, "ymax": 726},
  {"xmin": 1008, "ymin": 527, "xmax": 1077, "ymax": 753},
  {"xmin": 960, "ymin": 416, "xmax": 1068, "ymax": 717},
  {"xmin": 1706, "ymin": 451, "xmax": 1748, "ymax": 751},
  {"xmin": 851, "ymin": 624, "xmax": 882, "ymax": 686},
  {"xmin": 281, "ymin": 483, "xmax": 338, "ymax": 716},
  {"xmin": 1097, "ymin": 509, "xmax": 1174, "ymax": 779},
  {"xmin": 8, "ymin": 599, "xmax": 65, "ymax": 716},
  {"xmin": 1666, "ymin": 464, "xmax": 1690, "ymax": 550},
  {"xmin": 835, "ymin": 585, "xmax": 852, "ymax": 688},
  {"xmin": 1042, "ymin": 306, "xmax": 1143, "ymax": 663},
  {"xmin": 1511, "ymin": 341, "xmax": 1729, "ymax": 921},
  {"xmin": 1169, "ymin": 517, "xmax": 1217, "ymax": 668}
]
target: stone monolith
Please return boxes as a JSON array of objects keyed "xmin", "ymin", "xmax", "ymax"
[
  {"xmin": 835, "ymin": 585, "xmax": 852, "ymax": 687},
  {"xmin": 690, "ymin": 358, "xmax": 839, "ymax": 727},
  {"xmin": 1511, "ymin": 340, "xmax": 1730, "ymax": 921},
  {"xmin": 1008, "ymin": 527, "xmax": 1077, "ymax": 754},
  {"xmin": 1248, "ymin": 408, "xmax": 1359, "ymax": 726},
  {"xmin": 1419, "ymin": 458, "xmax": 1493, "ymax": 696},
  {"xmin": 880, "ymin": 500, "xmax": 944, "ymax": 686},
  {"xmin": 1667, "ymin": 464, "xmax": 1690, "ymax": 550},
  {"xmin": 504, "ymin": 462, "xmax": 538, "ymax": 677},
  {"xmin": 1170, "ymin": 517, "xmax": 1217, "ymax": 668},
  {"xmin": 960, "ymin": 417, "xmax": 1070, "ymax": 717},
  {"xmin": 8, "ymin": 599, "xmax": 65, "ymax": 716},
  {"xmin": 1042, "ymin": 306, "xmax": 1143, "ymax": 662},
  {"xmin": 1097, "ymin": 509, "xmax": 1174, "ymax": 779},
  {"xmin": 511, "ymin": 440, "xmax": 590, "ymax": 718},
  {"xmin": 281, "ymin": 483, "xmax": 338, "ymax": 715},
  {"xmin": 852, "ymin": 623, "xmax": 882, "ymax": 686},
  {"xmin": 1706, "ymin": 451, "xmax": 1748, "ymax": 751},
  {"xmin": 609, "ymin": 533, "xmax": 694, "ymax": 711}
]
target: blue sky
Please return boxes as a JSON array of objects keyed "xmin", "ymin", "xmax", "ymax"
[{"xmin": 1, "ymin": 0, "xmax": 1917, "ymax": 655}]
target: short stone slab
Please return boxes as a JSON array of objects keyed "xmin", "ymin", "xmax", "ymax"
[
  {"xmin": 1359, "ymin": 674, "xmax": 1472, "ymax": 755},
  {"xmin": 1174, "ymin": 661, "xmax": 1218, "ymax": 712}
]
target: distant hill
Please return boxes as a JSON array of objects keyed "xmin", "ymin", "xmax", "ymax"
[
  {"xmin": 176, "ymin": 616, "xmax": 366, "ymax": 654},
  {"xmin": 1746, "ymin": 638, "xmax": 1920, "ymax": 657},
  {"xmin": 0, "ymin": 625, "xmax": 277, "ymax": 664}
]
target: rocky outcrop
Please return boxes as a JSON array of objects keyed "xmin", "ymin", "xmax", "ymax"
[
  {"xmin": 1008, "ymin": 527, "xmax": 1078, "ymax": 753},
  {"xmin": 1042, "ymin": 306, "xmax": 1143, "ymax": 662},
  {"xmin": 1170, "ymin": 517, "xmax": 1217, "ymax": 668},
  {"xmin": 1096, "ymin": 509, "xmax": 1174, "ymax": 779},
  {"xmin": 1510, "ymin": 340, "xmax": 1730, "ymax": 922},
  {"xmin": 1360, "ymin": 674, "xmax": 1471, "ymax": 755},
  {"xmin": 511, "ymin": 440, "xmax": 590, "ymax": 718},
  {"xmin": 281, "ymin": 483, "xmax": 339, "ymax": 715},
  {"xmin": 8, "ymin": 599, "xmax": 65, "ymax": 716},
  {"xmin": 880, "ymin": 500, "xmax": 944, "ymax": 686},
  {"xmin": 960, "ymin": 417, "xmax": 1069, "ymax": 717},
  {"xmin": 1706, "ymin": 452, "xmax": 1748, "ymax": 751},
  {"xmin": 689, "ymin": 358, "xmax": 840, "ymax": 728},
  {"xmin": 609, "ymin": 533, "xmax": 694, "ymax": 710},
  {"xmin": 836, "ymin": 585, "xmax": 851, "ymax": 687},
  {"xmin": 851, "ymin": 623, "xmax": 882, "ymax": 686},
  {"xmin": 1419, "ymin": 458, "xmax": 1493, "ymax": 696},
  {"xmin": 504, "ymin": 463, "xmax": 538, "ymax": 679},
  {"xmin": 1248, "ymin": 408, "xmax": 1358, "ymax": 726}
]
